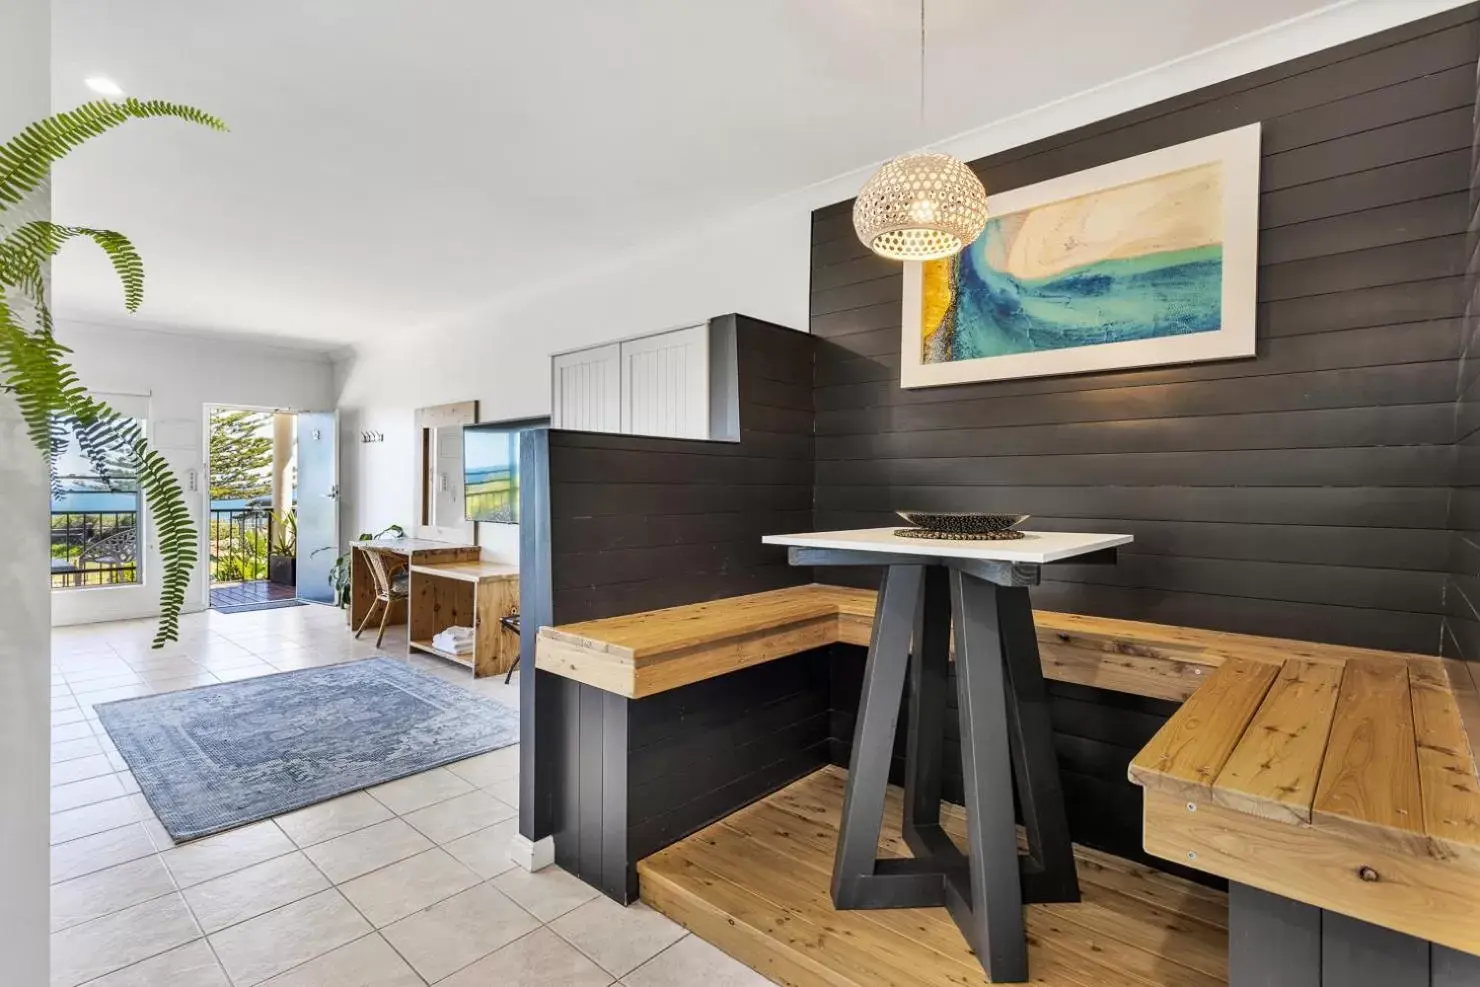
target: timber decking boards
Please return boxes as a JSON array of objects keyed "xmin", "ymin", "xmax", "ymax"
[
  {"xmin": 537, "ymin": 582, "xmax": 1434, "ymax": 701},
  {"xmin": 1130, "ymin": 653, "xmax": 1480, "ymax": 955},
  {"xmin": 638, "ymin": 765, "xmax": 1229, "ymax": 987}
]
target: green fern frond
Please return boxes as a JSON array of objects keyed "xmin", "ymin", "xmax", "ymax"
[
  {"xmin": 65, "ymin": 392, "xmax": 197, "ymax": 647},
  {"xmin": 0, "ymin": 99, "xmax": 222, "ymax": 645},
  {"xmin": 0, "ymin": 98, "xmax": 226, "ymax": 208},
  {"xmin": 0, "ymin": 221, "xmax": 145, "ymax": 311}
]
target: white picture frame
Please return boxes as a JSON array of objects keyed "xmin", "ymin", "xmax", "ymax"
[{"xmin": 901, "ymin": 123, "xmax": 1261, "ymax": 388}]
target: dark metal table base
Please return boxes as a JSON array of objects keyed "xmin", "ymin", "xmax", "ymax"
[{"xmin": 828, "ymin": 560, "xmax": 1079, "ymax": 984}]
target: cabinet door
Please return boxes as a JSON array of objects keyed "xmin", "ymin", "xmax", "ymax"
[
  {"xmin": 551, "ymin": 343, "xmax": 621, "ymax": 433},
  {"xmin": 620, "ymin": 325, "xmax": 709, "ymax": 439}
]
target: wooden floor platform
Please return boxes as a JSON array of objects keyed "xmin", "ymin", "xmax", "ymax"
[{"xmin": 639, "ymin": 766, "xmax": 1228, "ymax": 987}]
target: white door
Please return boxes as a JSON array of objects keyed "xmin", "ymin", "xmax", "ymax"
[
  {"xmin": 295, "ymin": 411, "xmax": 338, "ymax": 605},
  {"xmin": 621, "ymin": 325, "xmax": 709, "ymax": 439},
  {"xmin": 551, "ymin": 343, "xmax": 621, "ymax": 432}
]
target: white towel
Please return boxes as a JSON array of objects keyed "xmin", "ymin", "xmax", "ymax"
[{"xmin": 432, "ymin": 628, "xmax": 475, "ymax": 654}]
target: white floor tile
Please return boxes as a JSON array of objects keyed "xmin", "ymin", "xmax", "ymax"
[
  {"xmin": 259, "ymin": 933, "xmax": 421, "ymax": 987},
  {"xmin": 302, "ymin": 818, "xmax": 433, "ymax": 884},
  {"xmin": 275, "ymin": 791, "xmax": 392, "ymax": 849},
  {"xmin": 184, "ymin": 851, "xmax": 330, "ymax": 934},
  {"xmin": 214, "ymin": 663, "xmax": 282, "ymax": 682},
  {"xmin": 402, "ymin": 789, "xmax": 516, "ymax": 845},
  {"xmin": 50, "ymin": 772, "xmax": 128, "ymax": 813},
  {"xmin": 485, "ymin": 776, "xmax": 520, "ymax": 808},
  {"xmin": 49, "ymin": 892, "xmax": 201, "ymax": 987},
  {"xmin": 131, "ymin": 794, "xmax": 179, "ymax": 850},
  {"xmin": 160, "ymin": 820, "xmax": 296, "ymax": 888},
  {"xmin": 445, "ymin": 746, "xmax": 519, "ymax": 788},
  {"xmin": 146, "ymin": 672, "xmax": 224, "ymax": 692},
  {"xmin": 550, "ymin": 898, "xmax": 687, "ymax": 979},
  {"xmin": 50, "ymin": 752, "xmax": 115, "ymax": 787},
  {"xmin": 381, "ymin": 880, "xmax": 540, "ymax": 982},
  {"xmin": 50, "ymin": 853, "xmax": 177, "ymax": 932},
  {"xmin": 438, "ymin": 927, "xmax": 614, "ymax": 987},
  {"xmin": 51, "ymin": 822, "xmax": 158, "ymax": 885},
  {"xmin": 72, "ymin": 683, "xmax": 152, "ymax": 706},
  {"xmin": 623, "ymin": 932, "xmax": 774, "ymax": 987},
  {"xmin": 493, "ymin": 865, "xmax": 601, "ymax": 922},
  {"xmin": 51, "ymin": 736, "xmax": 104, "ymax": 763},
  {"xmin": 84, "ymin": 940, "xmax": 230, "ymax": 987},
  {"xmin": 367, "ymin": 767, "xmax": 473, "ymax": 815},
  {"xmin": 50, "ymin": 794, "xmax": 139, "ymax": 845},
  {"xmin": 443, "ymin": 817, "xmax": 520, "ymax": 879},
  {"xmin": 339, "ymin": 848, "xmax": 480, "ymax": 927},
  {"xmin": 209, "ymin": 889, "xmax": 371, "ymax": 987},
  {"xmin": 51, "ymin": 708, "xmax": 88, "ymax": 728}
]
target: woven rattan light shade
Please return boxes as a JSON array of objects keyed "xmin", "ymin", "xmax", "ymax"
[{"xmin": 853, "ymin": 151, "xmax": 989, "ymax": 261}]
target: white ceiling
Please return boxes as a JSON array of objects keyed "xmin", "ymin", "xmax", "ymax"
[{"xmin": 50, "ymin": 0, "xmax": 1355, "ymax": 349}]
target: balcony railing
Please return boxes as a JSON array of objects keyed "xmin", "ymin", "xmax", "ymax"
[
  {"xmin": 50, "ymin": 506, "xmax": 286, "ymax": 589},
  {"xmin": 209, "ymin": 507, "xmax": 275, "ymax": 586},
  {"xmin": 50, "ymin": 510, "xmax": 138, "ymax": 588}
]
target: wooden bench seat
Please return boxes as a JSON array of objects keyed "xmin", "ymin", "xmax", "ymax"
[
  {"xmin": 535, "ymin": 582, "xmax": 1439, "ymax": 702},
  {"xmin": 1129, "ymin": 650, "xmax": 1480, "ymax": 956}
]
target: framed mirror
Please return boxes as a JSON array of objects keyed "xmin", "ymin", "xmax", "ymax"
[{"xmin": 414, "ymin": 400, "xmax": 478, "ymax": 544}]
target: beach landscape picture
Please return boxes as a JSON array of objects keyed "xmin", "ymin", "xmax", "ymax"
[{"xmin": 901, "ymin": 124, "xmax": 1259, "ymax": 387}]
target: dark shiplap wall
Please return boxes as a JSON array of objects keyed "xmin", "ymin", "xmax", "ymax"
[
  {"xmin": 811, "ymin": 7, "xmax": 1478, "ymax": 656},
  {"xmin": 534, "ymin": 315, "xmax": 825, "ymax": 899},
  {"xmin": 1443, "ymin": 56, "xmax": 1480, "ymax": 660},
  {"xmin": 548, "ymin": 315, "xmax": 815, "ymax": 624},
  {"xmin": 813, "ymin": 6, "xmax": 1479, "ymax": 864}
]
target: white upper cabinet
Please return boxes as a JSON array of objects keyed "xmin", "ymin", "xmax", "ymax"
[
  {"xmin": 550, "ymin": 342, "xmax": 621, "ymax": 433},
  {"xmin": 552, "ymin": 322, "xmax": 735, "ymax": 441},
  {"xmin": 619, "ymin": 325, "xmax": 709, "ymax": 439}
]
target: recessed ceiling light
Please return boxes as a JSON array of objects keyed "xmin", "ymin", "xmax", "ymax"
[{"xmin": 85, "ymin": 76, "xmax": 125, "ymax": 98}]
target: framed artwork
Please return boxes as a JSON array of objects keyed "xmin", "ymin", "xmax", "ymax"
[{"xmin": 901, "ymin": 123, "xmax": 1260, "ymax": 388}]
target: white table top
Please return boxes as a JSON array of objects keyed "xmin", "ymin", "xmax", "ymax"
[{"xmin": 763, "ymin": 528, "xmax": 1132, "ymax": 564}]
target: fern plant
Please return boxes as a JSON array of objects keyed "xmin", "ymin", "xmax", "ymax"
[{"xmin": 0, "ymin": 99, "xmax": 226, "ymax": 646}]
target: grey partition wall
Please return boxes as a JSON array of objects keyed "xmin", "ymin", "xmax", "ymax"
[{"xmin": 519, "ymin": 314, "xmax": 823, "ymax": 900}]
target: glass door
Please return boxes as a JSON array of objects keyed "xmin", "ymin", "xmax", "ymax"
[{"xmin": 294, "ymin": 411, "xmax": 338, "ymax": 604}]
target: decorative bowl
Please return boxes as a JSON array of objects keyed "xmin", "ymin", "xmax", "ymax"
[{"xmin": 896, "ymin": 511, "xmax": 1029, "ymax": 534}]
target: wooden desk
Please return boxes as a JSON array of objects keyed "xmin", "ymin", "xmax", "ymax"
[
  {"xmin": 407, "ymin": 560, "xmax": 519, "ymax": 678},
  {"xmin": 347, "ymin": 538, "xmax": 479, "ymax": 632},
  {"xmin": 1130, "ymin": 652, "xmax": 1480, "ymax": 977}
]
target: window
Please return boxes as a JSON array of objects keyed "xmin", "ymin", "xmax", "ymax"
[{"xmin": 49, "ymin": 394, "xmax": 148, "ymax": 590}]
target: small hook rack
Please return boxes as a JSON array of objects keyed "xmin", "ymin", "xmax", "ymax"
[{"xmin": 359, "ymin": 430, "xmax": 384, "ymax": 444}]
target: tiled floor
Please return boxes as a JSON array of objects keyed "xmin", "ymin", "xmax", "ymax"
[
  {"xmin": 50, "ymin": 606, "xmax": 771, "ymax": 987},
  {"xmin": 209, "ymin": 580, "xmax": 299, "ymax": 610}
]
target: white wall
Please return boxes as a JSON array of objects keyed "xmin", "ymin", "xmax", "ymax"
[
  {"xmin": 334, "ymin": 200, "xmax": 810, "ymax": 561},
  {"xmin": 0, "ymin": 0, "xmax": 53, "ymax": 980},
  {"xmin": 53, "ymin": 320, "xmax": 335, "ymax": 624},
  {"xmin": 333, "ymin": 0, "xmax": 1471, "ymax": 563}
]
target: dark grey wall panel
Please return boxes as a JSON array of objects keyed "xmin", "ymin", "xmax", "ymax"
[
  {"xmin": 1443, "ymin": 41, "xmax": 1480, "ymax": 660},
  {"xmin": 810, "ymin": 7, "xmax": 1479, "ymax": 657},
  {"xmin": 548, "ymin": 315, "xmax": 816, "ymax": 625},
  {"xmin": 537, "ymin": 314, "xmax": 823, "ymax": 900},
  {"xmin": 811, "ymin": 6, "xmax": 1480, "ymax": 864}
]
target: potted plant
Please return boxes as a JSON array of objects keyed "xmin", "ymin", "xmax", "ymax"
[
  {"xmin": 268, "ymin": 510, "xmax": 296, "ymax": 586},
  {"xmin": 0, "ymin": 99, "xmax": 225, "ymax": 646},
  {"xmin": 319, "ymin": 523, "xmax": 405, "ymax": 608}
]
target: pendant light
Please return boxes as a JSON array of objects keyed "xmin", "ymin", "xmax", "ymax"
[{"xmin": 853, "ymin": 0, "xmax": 988, "ymax": 262}]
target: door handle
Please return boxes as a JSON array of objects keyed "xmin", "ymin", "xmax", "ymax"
[{"xmin": 325, "ymin": 484, "xmax": 339, "ymax": 500}]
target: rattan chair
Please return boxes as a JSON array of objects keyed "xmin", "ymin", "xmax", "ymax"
[{"xmin": 355, "ymin": 548, "xmax": 409, "ymax": 647}]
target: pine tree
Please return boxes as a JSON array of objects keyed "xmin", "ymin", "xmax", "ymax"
[{"xmin": 209, "ymin": 409, "xmax": 273, "ymax": 501}]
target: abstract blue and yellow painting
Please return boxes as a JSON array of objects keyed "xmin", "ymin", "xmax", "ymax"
[{"xmin": 921, "ymin": 163, "xmax": 1224, "ymax": 365}]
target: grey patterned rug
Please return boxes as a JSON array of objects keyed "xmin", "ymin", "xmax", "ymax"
[{"xmin": 95, "ymin": 657, "xmax": 519, "ymax": 842}]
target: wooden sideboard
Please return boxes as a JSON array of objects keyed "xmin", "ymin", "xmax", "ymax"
[{"xmin": 407, "ymin": 559, "xmax": 520, "ymax": 678}]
